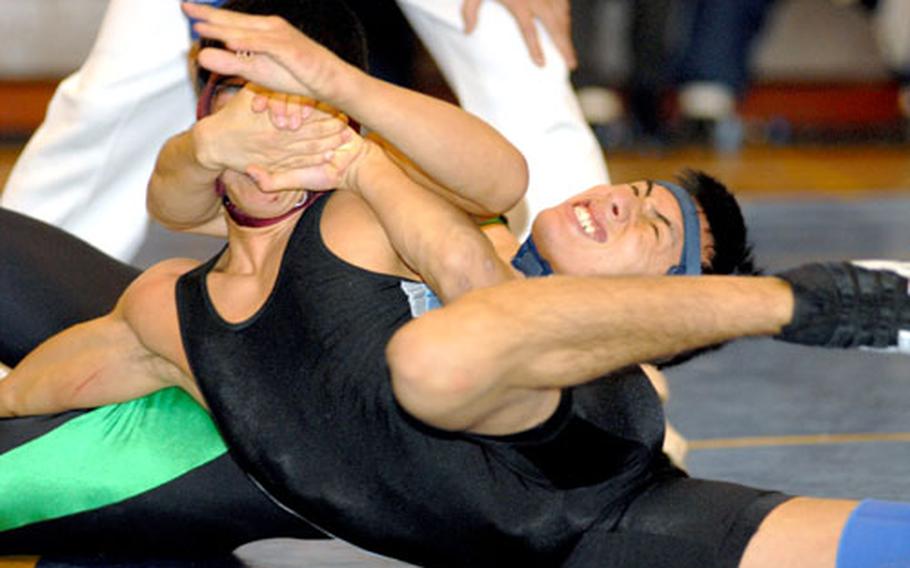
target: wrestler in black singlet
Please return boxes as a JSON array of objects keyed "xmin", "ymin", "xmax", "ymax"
[{"xmin": 178, "ymin": 194, "xmax": 789, "ymax": 567}]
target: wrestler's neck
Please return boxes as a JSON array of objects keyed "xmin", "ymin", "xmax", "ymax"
[
  {"xmin": 218, "ymin": 212, "xmax": 302, "ymax": 277},
  {"xmin": 483, "ymin": 223, "xmax": 520, "ymax": 264}
]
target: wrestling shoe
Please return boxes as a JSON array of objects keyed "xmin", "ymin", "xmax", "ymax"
[
  {"xmin": 851, "ymin": 260, "xmax": 910, "ymax": 354},
  {"xmin": 775, "ymin": 260, "xmax": 910, "ymax": 354}
]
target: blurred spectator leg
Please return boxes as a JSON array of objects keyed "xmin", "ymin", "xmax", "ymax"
[
  {"xmin": 572, "ymin": 0, "xmax": 626, "ymax": 147},
  {"xmin": 627, "ymin": 0, "xmax": 674, "ymax": 146},
  {"xmin": 675, "ymin": 0, "xmax": 777, "ymax": 152}
]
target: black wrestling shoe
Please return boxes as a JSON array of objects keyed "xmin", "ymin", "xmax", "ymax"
[{"xmin": 775, "ymin": 260, "xmax": 910, "ymax": 354}]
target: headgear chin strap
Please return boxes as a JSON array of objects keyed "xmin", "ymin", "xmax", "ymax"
[
  {"xmin": 214, "ymin": 178, "xmax": 322, "ymax": 228},
  {"xmin": 660, "ymin": 181, "xmax": 702, "ymax": 276}
]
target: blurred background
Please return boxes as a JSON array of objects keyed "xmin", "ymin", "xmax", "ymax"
[{"xmin": 0, "ymin": 0, "xmax": 908, "ymax": 194}]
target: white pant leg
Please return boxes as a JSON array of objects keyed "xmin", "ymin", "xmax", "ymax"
[
  {"xmin": 2, "ymin": 0, "xmax": 196, "ymax": 261},
  {"xmin": 396, "ymin": 0, "xmax": 609, "ymax": 238}
]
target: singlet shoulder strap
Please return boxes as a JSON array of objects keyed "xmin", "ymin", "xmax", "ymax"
[{"xmin": 175, "ymin": 249, "xmax": 224, "ymax": 327}]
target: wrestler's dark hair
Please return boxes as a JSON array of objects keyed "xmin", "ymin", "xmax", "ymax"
[
  {"xmin": 194, "ymin": 0, "xmax": 369, "ymax": 91},
  {"xmin": 679, "ymin": 169, "xmax": 758, "ymax": 277},
  {"xmin": 658, "ymin": 169, "xmax": 761, "ymax": 369}
]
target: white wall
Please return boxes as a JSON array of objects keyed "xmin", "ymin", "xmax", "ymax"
[
  {"xmin": 754, "ymin": 0, "xmax": 890, "ymax": 81},
  {"xmin": 0, "ymin": 0, "xmax": 895, "ymax": 81},
  {"xmin": 0, "ymin": 0, "xmax": 107, "ymax": 78}
]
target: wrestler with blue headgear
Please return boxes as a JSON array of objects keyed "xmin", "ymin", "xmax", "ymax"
[{"xmin": 513, "ymin": 177, "xmax": 711, "ymax": 278}]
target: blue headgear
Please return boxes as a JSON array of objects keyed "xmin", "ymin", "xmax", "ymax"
[
  {"xmin": 512, "ymin": 181, "xmax": 703, "ymax": 278},
  {"xmin": 187, "ymin": 0, "xmax": 228, "ymax": 40},
  {"xmin": 660, "ymin": 181, "xmax": 702, "ymax": 276}
]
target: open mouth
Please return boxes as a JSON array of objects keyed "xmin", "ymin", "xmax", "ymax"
[{"xmin": 572, "ymin": 202, "xmax": 607, "ymax": 242}]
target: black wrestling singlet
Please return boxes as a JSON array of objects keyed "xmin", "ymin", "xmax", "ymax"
[{"xmin": 177, "ymin": 194, "xmax": 668, "ymax": 567}]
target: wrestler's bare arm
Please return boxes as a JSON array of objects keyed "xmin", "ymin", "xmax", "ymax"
[
  {"xmin": 0, "ymin": 259, "xmax": 202, "ymax": 417},
  {"xmin": 320, "ymin": 139, "xmax": 514, "ymax": 303},
  {"xmin": 147, "ymin": 127, "xmax": 227, "ymax": 235},
  {"xmin": 387, "ymin": 275, "xmax": 794, "ymax": 434},
  {"xmin": 184, "ymin": 3, "xmax": 528, "ymax": 216}
]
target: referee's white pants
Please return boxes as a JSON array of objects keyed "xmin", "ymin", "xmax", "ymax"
[{"xmin": 1, "ymin": 0, "xmax": 195, "ymax": 260}]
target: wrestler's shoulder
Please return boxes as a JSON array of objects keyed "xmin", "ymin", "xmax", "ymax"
[
  {"xmin": 145, "ymin": 257, "xmax": 204, "ymax": 277},
  {"xmin": 131, "ymin": 258, "xmax": 202, "ymax": 284},
  {"xmin": 120, "ymin": 258, "xmax": 201, "ymax": 305}
]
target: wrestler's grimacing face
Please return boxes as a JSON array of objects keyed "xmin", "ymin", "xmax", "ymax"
[{"xmin": 531, "ymin": 181, "xmax": 695, "ymax": 276}]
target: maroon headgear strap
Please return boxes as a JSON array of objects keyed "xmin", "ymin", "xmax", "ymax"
[{"xmin": 213, "ymin": 178, "xmax": 323, "ymax": 228}]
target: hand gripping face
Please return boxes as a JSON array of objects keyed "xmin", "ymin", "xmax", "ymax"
[{"xmin": 775, "ymin": 260, "xmax": 910, "ymax": 353}]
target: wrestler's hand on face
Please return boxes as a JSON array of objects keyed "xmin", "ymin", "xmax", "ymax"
[
  {"xmin": 195, "ymin": 84, "xmax": 351, "ymax": 188},
  {"xmin": 251, "ymin": 89, "xmax": 312, "ymax": 131},
  {"xmin": 461, "ymin": 0, "xmax": 576, "ymax": 69},
  {"xmin": 247, "ymin": 123, "xmax": 366, "ymax": 193},
  {"xmin": 183, "ymin": 3, "xmax": 349, "ymax": 102}
]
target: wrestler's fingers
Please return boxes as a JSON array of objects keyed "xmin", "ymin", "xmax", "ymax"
[
  {"xmin": 183, "ymin": 2, "xmax": 278, "ymax": 32},
  {"xmin": 198, "ymin": 47, "xmax": 305, "ymax": 97},
  {"xmin": 507, "ymin": 6, "xmax": 545, "ymax": 67},
  {"xmin": 267, "ymin": 94, "xmax": 290, "ymax": 129},
  {"xmin": 251, "ymin": 91, "xmax": 315, "ymax": 119},
  {"xmin": 255, "ymin": 149, "xmax": 331, "ymax": 172},
  {"xmin": 285, "ymin": 95, "xmax": 308, "ymax": 130},
  {"xmin": 295, "ymin": 116, "xmax": 350, "ymax": 140},
  {"xmin": 251, "ymin": 93, "xmax": 269, "ymax": 113},
  {"xmin": 247, "ymin": 164, "xmax": 332, "ymax": 192},
  {"xmin": 537, "ymin": 0, "xmax": 576, "ymax": 69},
  {"xmin": 246, "ymin": 164, "xmax": 277, "ymax": 192},
  {"xmin": 191, "ymin": 14, "xmax": 300, "ymax": 57},
  {"xmin": 193, "ymin": 23, "xmax": 268, "ymax": 54},
  {"xmin": 461, "ymin": 0, "xmax": 483, "ymax": 33},
  {"xmin": 196, "ymin": 46, "xmax": 252, "ymax": 77},
  {"xmin": 248, "ymin": 164, "xmax": 341, "ymax": 192},
  {"xmin": 282, "ymin": 133, "xmax": 351, "ymax": 159}
]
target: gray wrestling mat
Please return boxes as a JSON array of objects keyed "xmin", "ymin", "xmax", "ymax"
[
  {"xmin": 666, "ymin": 193, "xmax": 910, "ymax": 500},
  {"xmin": 130, "ymin": 194, "xmax": 910, "ymax": 566}
]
